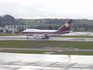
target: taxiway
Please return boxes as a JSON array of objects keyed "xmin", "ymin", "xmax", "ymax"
[{"xmin": 0, "ymin": 35, "xmax": 93, "ymax": 42}]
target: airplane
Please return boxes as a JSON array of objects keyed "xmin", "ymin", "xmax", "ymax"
[{"xmin": 22, "ymin": 19, "xmax": 72, "ymax": 39}]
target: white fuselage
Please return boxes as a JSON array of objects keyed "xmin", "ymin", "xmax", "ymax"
[{"xmin": 22, "ymin": 29, "xmax": 61, "ymax": 36}]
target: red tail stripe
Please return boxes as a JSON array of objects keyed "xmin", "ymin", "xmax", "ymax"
[{"xmin": 57, "ymin": 19, "xmax": 72, "ymax": 32}]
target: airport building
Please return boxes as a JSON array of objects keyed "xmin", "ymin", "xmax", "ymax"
[
  {"xmin": 5, "ymin": 25, "xmax": 33, "ymax": 29},
  {"xmin": 0, "ymin": 27, "xmax": 7, "ymax": 33},
  {"xmin": 0, "ymin": 27, "xmax": 19, "ymax": 34}
]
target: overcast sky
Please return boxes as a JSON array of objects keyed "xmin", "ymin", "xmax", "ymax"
[{"xmin": 0, "ymin": 0, "xmax": 93, "ymax": 19}]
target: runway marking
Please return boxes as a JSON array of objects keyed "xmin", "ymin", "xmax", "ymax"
[{"xmin": 0, "ymin": 60, "xmax": 93, "ymax": 70}]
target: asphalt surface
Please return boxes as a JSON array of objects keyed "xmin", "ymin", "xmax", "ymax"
[
  {"xmin": 0, "ymin": 53, "xmax": 93, "ymax": 70},
  {"xmin": 0, "ymin": 35, "xmax": 93, "ymax": 42}
]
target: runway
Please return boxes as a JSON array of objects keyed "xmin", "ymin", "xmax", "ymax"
[
  {"xmin": 0, "ymin": 35, "xmax": 93, "ymax": 41},
  {"xmin": 0, "ymin": 52, "xmax": 93, "ymax": 70}
]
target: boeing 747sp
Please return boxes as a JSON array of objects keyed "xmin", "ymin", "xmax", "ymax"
[{"xmin": 22, "ymin": 19, "xmax": 72, "ymax": 39}]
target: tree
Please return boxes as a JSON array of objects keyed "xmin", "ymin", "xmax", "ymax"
[
  {"xmin": 54, "ymin": 26, "xmax": 58, "ymax": 30},
  {"xmin": 0, "ymin": 16, "xmax": 4, "ymax": 26},
  {"xmin": 3, "ymin": 14, "xmax": 15, "ymax": 25},
  {"xmin": 48, "ymin": 25, "xmax": 53, "ymax": 30}
]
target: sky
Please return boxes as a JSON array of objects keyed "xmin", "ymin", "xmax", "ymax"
[{"xmin": 0, "ymin": 0, "xmax": 93, "ymax": 19}]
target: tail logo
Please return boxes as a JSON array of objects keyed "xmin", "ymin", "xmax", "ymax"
[{"xmin": 65, "ymin": 23, "xmax": 69, "ymax": 27}]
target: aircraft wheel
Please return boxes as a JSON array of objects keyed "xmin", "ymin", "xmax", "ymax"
[
  {"xmin": 42, "ymin": 37, "xmax": 45, "ymax": 39},
  {"xmin": 45, "ymin": 35, "xmax": 49, "ymax": 39},
  {"xmin": 27, "ymin": 35, "xmax": 29, "ymax": 39}
]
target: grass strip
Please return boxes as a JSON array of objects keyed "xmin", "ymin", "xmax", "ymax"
[
  {"xmin": 0, "ymin": 40, "xmax": 93, "ymax": 49},
  {"xmin": 1, "ymin": 49, "xmax": 93, "ymax": 55},
  {"xmin": 0, "ymin": 33, "xmax": 21, "ymax": 36},
  {"xmin": 0, "ymin": 49, "xmax": 49, "ymax": 54}
]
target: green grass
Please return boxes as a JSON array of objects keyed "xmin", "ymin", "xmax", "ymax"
[
  {"xmin": 0, "ymin": 49, "xmax": 49, "ymax": 54},
  {"xmin": 1, "ymin": 49, "xmax": 93, "ymax": 55},
  {"xmin": 0, "ymin": 33, "xmax": 21, "ymax": 36},
  {"xmin": 0, "ymin": 40, "xmax": 93, "ymax": 49},
  {"xmin": 24, "ymin": 23, "xmax": 58, "ymax": 26},
  {"xmin": 0, "ymin": 40, "xmax": 93, "ymax": 54}
]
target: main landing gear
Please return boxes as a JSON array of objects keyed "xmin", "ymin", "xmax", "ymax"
[
  {"xmin": 26, "ymin": 35, "xmax": 49, "ymax": 39},
  {"xmin": 27, "ymin": 35, "xmax": 29, "ymax": 39},
  {"xmin": 42, "ymin": 35, "xmax": 49, "ymax": 39}
]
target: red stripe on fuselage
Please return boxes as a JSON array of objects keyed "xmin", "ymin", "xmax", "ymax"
[
  {"xmin": 22, "ymin": 31, "xmax": 69, "ymax": 34},
  {"xmin": 22, "ymin": 32, "xmax": 57, "ymax": 34}
]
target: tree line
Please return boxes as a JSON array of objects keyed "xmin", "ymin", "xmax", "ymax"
[
  {"xmin": 0, "ymin": 14, "xmax": 15, "ymax": 26},
  {"xmin": 0, "ymin": 14, "xmax": 93, "ymax": 31}
]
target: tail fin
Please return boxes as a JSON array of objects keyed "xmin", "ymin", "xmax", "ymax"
[{"xmin": 57, "ymin": 19, "xmax": 72, "ymax": 32}]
